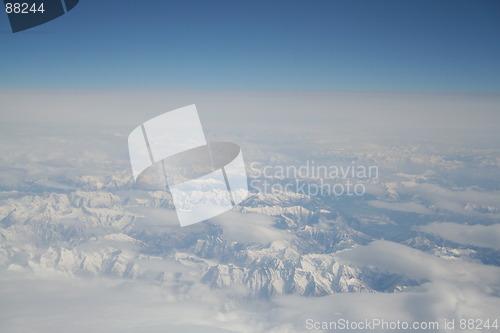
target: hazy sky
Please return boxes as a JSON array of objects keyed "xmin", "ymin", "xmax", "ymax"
[{"xmin": 1, "ymin": 0, "xmax": 499, "ymax": 91}]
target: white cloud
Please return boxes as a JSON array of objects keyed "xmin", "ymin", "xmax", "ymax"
[
  {"xmin": 419, "ymin": 222, "xmax": 500, "ymax": 250},
  {"xmin": 285, "ymin": 240, "xmax": 500, "ymax": 329},
  {"xmin": 270, "ymin": 280, "xmax": 500, "ymax": 331},
  {"xmin": 368, "ymin": 200, "xmax": 432, "ymax": 214},
  {"xmin": 0, "ymin": 271, "xmax": 266, "ymax": 333},
  {"xmin": 210, "ymin": 210, "xmax": 292, "ymax": 244},
  {"xmin": 335, "ymin": 240, "xmax": 500, "ymax": 288},
  {"xmin": 398, "ymin": 184, "xmax": 500, "ymax": 218}
]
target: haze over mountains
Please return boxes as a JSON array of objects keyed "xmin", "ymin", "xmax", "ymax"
[{"xmin": 1, "ymin": 90, "xmax": 499, "ymax": 332}]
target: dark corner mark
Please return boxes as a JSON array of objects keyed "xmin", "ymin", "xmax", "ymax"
[{"xmin": 3, "ymin": 0, "xmax": 79, "ymax": 33}]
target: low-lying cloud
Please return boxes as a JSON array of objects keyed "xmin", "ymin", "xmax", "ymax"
[{"xmin": 419, "ymin": 222, "xmax": 500, "ymax": 250}]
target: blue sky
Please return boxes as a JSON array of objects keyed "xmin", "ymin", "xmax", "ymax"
[{"xmin": 1, "ymin": 0, "xmax": 499, "ymax": 91}]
